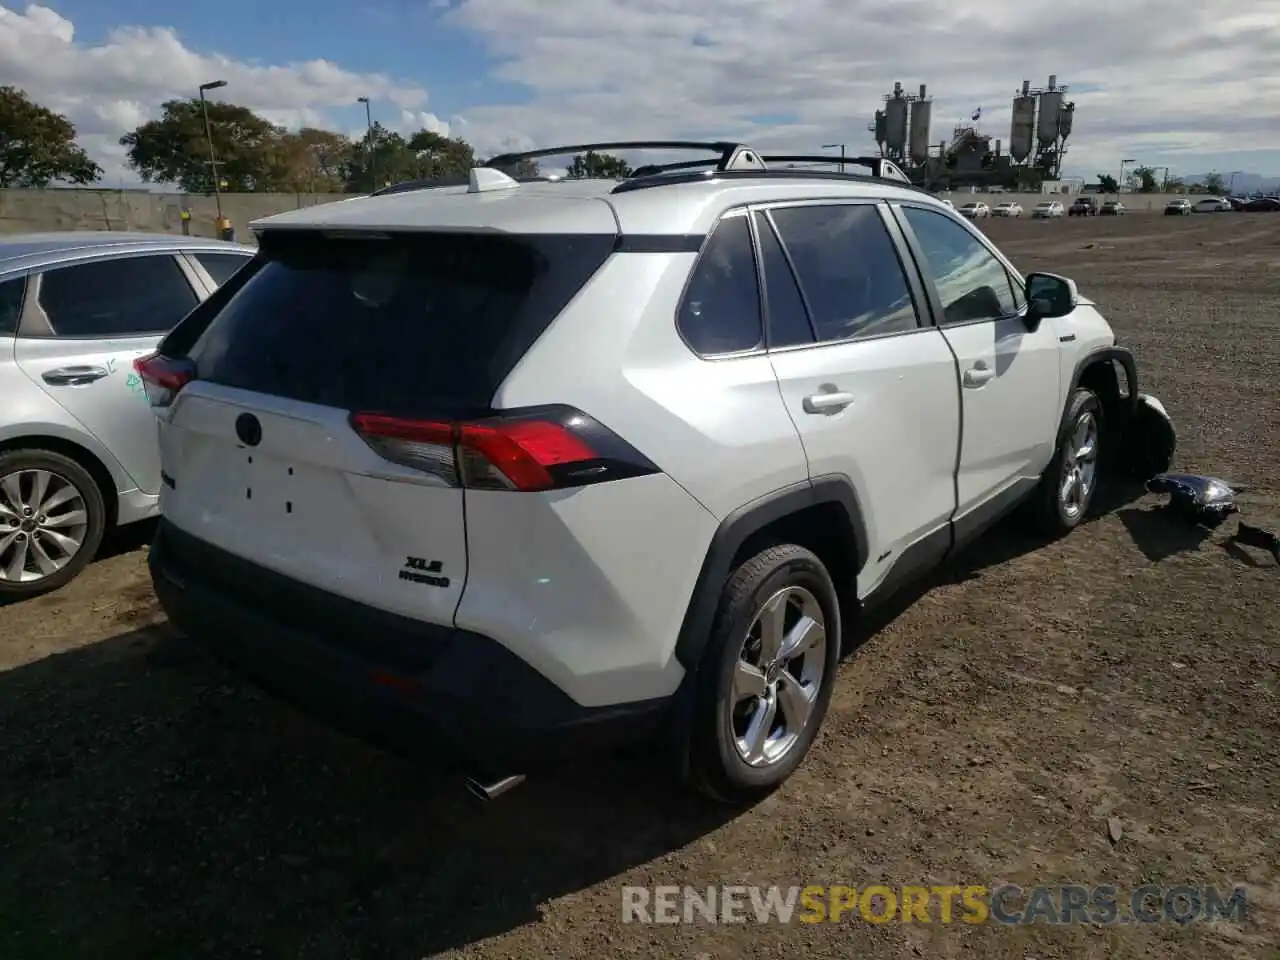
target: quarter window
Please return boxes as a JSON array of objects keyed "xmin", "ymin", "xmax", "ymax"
[
  {"xmin": 900, "ymin": 207, "xmax": 1019, "ymax": 324},
  {"xmin": 677, "ymin": 214, "xmax": 762, "ymax": 355},
  {"xmin": 38, "ymin": 255, "xmax": 199, "ymax": 337},
  {"xmin": 767, "ymin": 204, "xmax": 919, "ymax": 343},
  {"xmin": 193, "ymin": 252, "xmax": 251, "ymax": 287}
]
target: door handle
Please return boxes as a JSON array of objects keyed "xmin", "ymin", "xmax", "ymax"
[
  {"xmin": 802, "ymin": 391, "xmax": 855, "ymax": 414},
  {"xmin": 43, "ymin": 366, "xmax": 110, "ymax": 386},
  {"xmin": 962, "ymin": 363, "xmax": 995, "ymax": 388}
]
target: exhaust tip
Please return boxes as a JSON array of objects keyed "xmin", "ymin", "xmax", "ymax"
[{"xmin": 465, "ymin": 774, "xmax": 526, "ymax": 802}]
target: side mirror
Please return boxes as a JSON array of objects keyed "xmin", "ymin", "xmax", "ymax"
[{"xmin": 1024, "ymin": 272, "xmax": 1079, "ymax": 329}]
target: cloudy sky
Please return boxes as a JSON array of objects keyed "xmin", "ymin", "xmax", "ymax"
[{"xmin": 2, "ymin": 0, "xmax": 1279, "ymax": 186}]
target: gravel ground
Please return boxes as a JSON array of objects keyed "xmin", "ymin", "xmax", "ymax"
[{"xmin": 1, "ymin": 212, "xmax": 1278, "ymax": 960}]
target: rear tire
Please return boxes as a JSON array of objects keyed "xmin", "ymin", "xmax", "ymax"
[
  {"xmin": 686, "ymin": 544, "xmax": 842, "ymax": 805},
  {"xmin": 0, "ymin": 449, "xmax": 106, "ymax": 601},
  {"xmin": 1028, "ymin": 388, "xmax": 1103, "ymax": 538}
]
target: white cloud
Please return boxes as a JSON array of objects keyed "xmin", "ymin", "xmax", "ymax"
[
  {"xmin": 2, "ymin": 0, "xmax": 1279, "ymax": 189},
  {"xmin": 440, "ymin": 0, "xmax": 1280, "ymax": 175},
  {"xmin": 0, "ymin": 2, "xmax": 433, "ymax": 182}
]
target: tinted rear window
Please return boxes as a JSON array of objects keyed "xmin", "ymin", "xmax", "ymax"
[{"xmin": 188, "ymin": 231, "xmax": 615, "ymax": 415}]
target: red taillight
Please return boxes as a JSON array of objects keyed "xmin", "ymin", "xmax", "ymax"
[
  {"xmin": 134, "ymin": 353, "xmax": 195, "ymax": 407},
  {"xmin": 350, "ymin": 413, "xmax": 600, "ymax": 492}
]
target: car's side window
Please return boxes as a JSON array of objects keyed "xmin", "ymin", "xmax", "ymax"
[
  {"xmin": 0, "ymin": 276, "xmax": 24, "ymax": 336},
  {"xmin": 193, "ymin": 252, "xmax": 251, "ymax": 287},
  {"xmin": 677, "ymin": 213, "xmax": 762, "ymax": 356},
  {"xmin": 767, "ymin": 203, "xmax": 920, "ymax": 343},
  {"xmin": 38, "ymin": 254, "xmax": 199, "ymax": 338},
  {"xmin": 901, "ymin": 207, "xmax": 1019, "ymax": 325},
  {"xmin": 754, "ymin": 212, "xmax": 815, "ymax": 348}
]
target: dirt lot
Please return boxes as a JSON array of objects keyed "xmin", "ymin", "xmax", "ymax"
[{"xmin": 2, "ymin": 212, "xmax": 1278, "ymax": 960}]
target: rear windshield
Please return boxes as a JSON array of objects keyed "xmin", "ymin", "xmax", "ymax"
[{"xmin": 187, "ymin": 230, "xmax": 614, "ymax": 415}]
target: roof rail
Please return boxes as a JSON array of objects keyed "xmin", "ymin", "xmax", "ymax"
[
  {"xmin": 482, "ymin": 140, "xmax": 764, "ymax": 174},
  {"xmin": 757, "ymin": 155, "xmax": 912, "ymax": 183}
]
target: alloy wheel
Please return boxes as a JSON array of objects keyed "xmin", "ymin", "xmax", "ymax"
[
  {"xmin": 0, "ymin": 469, "xmax": 90, "ymax": 584},
  {"xmin": 727, "ymin": 586, "xmax": 828, "ymax": 768}
]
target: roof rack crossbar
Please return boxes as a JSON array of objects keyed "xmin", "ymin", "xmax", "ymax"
[{"xmin": 483, "ymin": 140, "xmax": 747, "ymax": 170}]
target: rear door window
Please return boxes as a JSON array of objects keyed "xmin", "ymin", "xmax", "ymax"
[
  {"xmin": 767, "ymin": 203, "xmax": 920, "ymax": 343},
  {"xmin": 189, "ymin": 231, "xmax": 615, "ymax": 415},
  {"xmin": 37, "ymin": 254, "xmax": 199, "ymax": 337}
]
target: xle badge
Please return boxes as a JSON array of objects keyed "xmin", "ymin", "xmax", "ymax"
[{"xmin": 399, "ymin": 556, "xmax": 450, "ymax": 588}]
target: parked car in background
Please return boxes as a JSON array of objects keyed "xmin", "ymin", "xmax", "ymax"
[
  {"xmin": 1068, "ymin": 196, "xmax": 1099, "ymax": 217},
  {"xmin": 958, "ymin": 201, "xmax": 990, "ymax": 219},
  {"xmin": 1241, "ymin": 197, "xmax": 1280, "ymax": 212},
  {"xmin": 1100, "ymin": 201, "xmax": 1126, "ymax": 216},
  {"xmin": 1193, "ymin": 197, "xmax": 1232, "ymax": 213},
  {"xmin": 0, "ymin": 231, "xmax": 256, "ymax": 599},
  {"xmin": 1032, "ymin": 201, "xmax": 1065, "ymax": 219},
  {"xmin": 992, "ymin": 201, "xmax": 1023, "ymax": 218},
  {"xmin": 1164, "ymin": 199, "xmax": 1193, "ymax": 216}
]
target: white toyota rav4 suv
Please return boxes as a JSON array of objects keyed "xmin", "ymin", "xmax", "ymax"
[{"xmin": 138, "ymin": 142, "xmax": 1173, "ymax": 804}]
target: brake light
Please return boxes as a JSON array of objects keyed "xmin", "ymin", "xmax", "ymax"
[
  {"xmin": 134, "ymin": 353, "xmax": 195, "ymax": 408},
  {"xmin": 350, "ymin": 407, "xmax": 657, "ymax": 492}
]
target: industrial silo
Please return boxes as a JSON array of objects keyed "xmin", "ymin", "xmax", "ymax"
[
  {"xmin": 1010, "ymin": 81, "xmax": 1036, "ymax": 162},
  {"xmin": 873, "ymin": 109, "xmax": 887, "ymax": 148},
  {"xmin": 1037, "ymin": 75, "xmax": 1063, "ymax": 149},
  {"xmin": 908, "ymin": 84, "xmax": 932, "ymax": 164},
  {"xmin": 884, "ymin": 82, "xmax": 909, "ymax": 157},
  {"xmin": 1057, "ymin": 101, "xmax": 1075, "ymax": 140}
]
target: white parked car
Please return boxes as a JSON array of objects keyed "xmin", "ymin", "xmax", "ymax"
[
  {"xmin": 1165, "ymin": 198, "xmax": 1193, "ymax": 216},
  {"xmin": 1193, "ymin": 197, "xmax": 1231, "ymax": 213},
  {"xmin": 1032, "ymin": 201, "xmax": 1065, "ymax": 219},
  {"xmin": 992, "ymin": 202, "xmax": 1023, "ymax": 218},
  {"xmin": 958, "ymin": 201, "xmax": 990, "ymax": 219},
  {"xmin": 139, "ymin": 141, "xmax": 1172, "ymax": 804}
]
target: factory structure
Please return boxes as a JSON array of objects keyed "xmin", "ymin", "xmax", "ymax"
[{"xmin": 869, "ymin": 75, "xmax": 1075, "ymax": 190}]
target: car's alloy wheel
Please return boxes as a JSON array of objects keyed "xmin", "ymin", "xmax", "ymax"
[
  {"xmin": 0, "ymin": 469, "xmax": 90, "ymax": 584},
  {"xmin": 685, "ymin": 543, "xmax": 842, "ymax": 804},
  {"xmin": 1059, "ymin": 410, "xmax": 1099, "ymax": 521},
  {"xmin": 728, "ymin": 585, "xmax": 827, "ymax": 768},
  {"xmin": 0, "ymin": 449, "xmax": 106, "ymax": 600}
]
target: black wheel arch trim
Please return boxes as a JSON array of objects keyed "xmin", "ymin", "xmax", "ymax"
[
  {"xmin": 673, "ymin": 474, "xmax": 867, "ymax": 671},
  {"xmin": 1058, "ymin": 345, "xmax": 1138, "ymax": 445}
]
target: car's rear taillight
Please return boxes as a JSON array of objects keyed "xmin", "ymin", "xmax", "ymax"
[
  {"xmin": 350, "ymin": 405, "xmax": 659, "ymax": 492},
  {"xmin": 134, "ymin": 353, "xmax": 196, "ymax": 408}
]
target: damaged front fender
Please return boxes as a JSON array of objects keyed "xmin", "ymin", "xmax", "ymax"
[{"xmin": 1124, "ymin": 393, "xmax": 1177, "ymax": 480}]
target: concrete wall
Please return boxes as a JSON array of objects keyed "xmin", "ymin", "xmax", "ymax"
[
  {"xmin": 0, "ymin": 188, "xmax": 345, "ymax": 241},
  {"xmin": 0, "ymin": 188, "xmax": 1197, "ymax": 241}
]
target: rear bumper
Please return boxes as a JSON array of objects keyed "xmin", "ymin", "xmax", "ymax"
[{"xmin": 148, "ymin": 520, "xmax": 670, "ymax": 776}]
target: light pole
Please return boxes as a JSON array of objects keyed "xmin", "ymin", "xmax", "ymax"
[
  {"xmin": 357, "ymin": 97, "xmax": 376, "ymax": 192},
  {"xmin": 823, "ymin": 143, "xmax": 846, "ymax": 173},
  {"xmin": 1117, "ymin": 158, "xmax": 1136, "ymax": 195},
  {"xmin": 198, "ymin": 80, "xmax": 230, "ymax": 239}
]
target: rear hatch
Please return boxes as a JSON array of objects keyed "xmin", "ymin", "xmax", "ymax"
[{"xmin": 149, "ymin": 226, "xmax": 616, "ymax": 623}]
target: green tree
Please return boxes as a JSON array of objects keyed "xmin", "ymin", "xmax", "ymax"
[
  {"xmin": 0, "ymin": 86, "xmax": 101, "ymax": 187},
  {"xmin": 121, "ymin": 99, "xmax": 284, "ymax": 192},
  {"xmin": 341, "ymin": 122, "xmax": 417, "ymax": 192},
  {"xmin": 1096, "ymin": 173, "xmax": 1118, "ymax": 193},
  {"xmin": 1203, "ymin": 172, "xmax": 1225, "ymax": 196},
  {"xmin": 405, "ymin": 130, "xmax": 477, "ymax": 179},
  {"xmin": 566, "ymin": 150, "xmax": 632, "ymax": 179},
  {"xmin": 267, "ymin": 127, "xmax": 353, "ymax": 192},
  {"xmin": 1132, "ymin": 166, "xmax": 1158, "ymax": 193}
]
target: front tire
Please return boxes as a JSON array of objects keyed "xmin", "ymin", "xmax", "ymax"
[
  {"xmin": 1029, "ymin": 388, "xmax": 1103, "ymax": 538},
  {"xmin": 686, "ymin": 544, "xmax": 842, "ymax": 804},
  {"xmin": 0, "ymin": 449, "xmax": 106, "ymax": 600}
]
